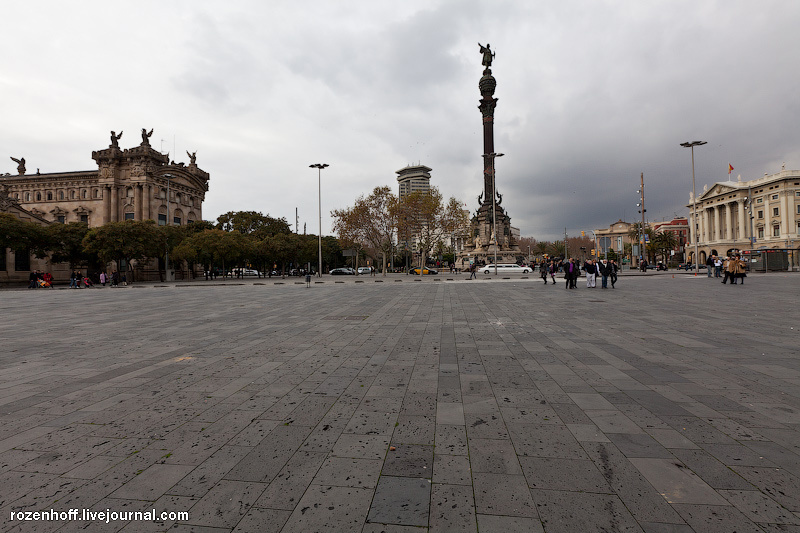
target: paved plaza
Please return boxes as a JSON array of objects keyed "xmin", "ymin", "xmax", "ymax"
[{"xmin": 1, "ymin": 272, "xmax": 799, "ymax": 532}]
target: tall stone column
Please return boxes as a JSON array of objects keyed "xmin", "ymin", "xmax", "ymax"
[
  {"xmin": 104, "ymin": 186, "xmax": 111, "ymax": 224},
  {"xmin": 737, "ymin": 199, "xmax": 746, "ymax": 242},
  {"xmin": 144, "ymin": 184, "xmax": 151, "ymax": 221},
  {"xmin": 724, "ymin": 203, "xmax": 733, "ymax": 241},
  {"xmin": 110, "ymin": 185, "xmax": 118, "ymax": 222},
  {"xmin": 713, "ymin": 206, "xmax": 720, "ymax": 242},
  {"xmin": 135, "ymin": 185, "xmax": 143, "ymax": 221},
  {"xmin": 700, "ymin": 209, "xmax": 708, "ymax": 243},
  {"xmin": 782, "ymin": 192, "xmax": 791, "ymax": 239}
]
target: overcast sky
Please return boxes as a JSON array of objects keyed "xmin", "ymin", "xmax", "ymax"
[{"xmin": 3, "ymin": 1, "xmax": 798, "ymax": 240}]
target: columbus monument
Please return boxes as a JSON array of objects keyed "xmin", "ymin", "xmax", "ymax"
[{"xmin": 459, "ymin": 43, "xmax": 521, "ymax": 268}]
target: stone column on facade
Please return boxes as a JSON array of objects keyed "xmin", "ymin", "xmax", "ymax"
[
  {"xmin": 110, "ymin": 185, "xmax": 118, "ymax": 223},
  {"xmin": 724, "ymin": 202, "xmax": 733, "ymax": 241},
  {"xmin": 737, "ymin": 199, "xmax": 746, "ymax": 242},
  {"xmin": 143, "ymin": 184, "xmax": 151, "ymax": 222},
  {"xmin": 782, "ymin": 192, "xmax": 791, "ymax": 240},
  {"xmin": 104, "ymin": 186, "xmax": 111, "ymax": 224},
  {"xmin": 135, "ymin": 185, "xmax": 143, "ymax": 221},
  {"xmin": 700, "ymin": 209, "xmax": 707, "ymax": 244},
  {"xmin": 712, "ymin": 205, "xmax": 720, "ymax": 242}
]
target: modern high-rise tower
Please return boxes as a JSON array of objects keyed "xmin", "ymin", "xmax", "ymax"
[{"xmin": 396, "ymin": 165, "xmax": 432, "ymax": 198}]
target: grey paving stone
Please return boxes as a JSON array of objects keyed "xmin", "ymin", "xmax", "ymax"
[
  {"xmin": 519, "ymin": 456, "xmax": 611, "ymax": 493},
  {"xmin": 432, "ymin": 454, "xmax": 472, "ymax": 485},
  {"xmin": 508, "ymin": 424, "xmax": 587, "ymax": 459},
  {"xmin": 435, "ymin": 402, "xmax": 464, "ymax": 426},
  {"xmin": 475, "ymin": 514, "xmax": 544, "ymax": 533},
  {"xmin": 628, "ymin": 458, "xmax": 729, "ymax": 505},
  {"xmin": 183, "ymin": 479, "xmax": 266, "ymax": 529},
  {"xmin": 669, "ymin": 449, "xmax": 753, "ymax": 490},
  {"xmin": 382, "ymin": 444, "xmax": 433, "ymax": 478},
  {"xmin": 672, "ymin": 503, "xmax": 766, "ymax": 533},
  {"xmin": 472, "ymin": 472, "xmax": 537, "ymax": 517},
  {"xmin": 434, "ymin": 425, "xmax": 468, "ymax": 456},
  {"xmin": 468, "ymin": 438, "xmax": 522, "ymax": 474},
  {"xmin": 231, "ymin": 507, "xmax": 291, "ymax": 532},
  {"xmin": 531, "ymin": 488, "xmax": 643, "ymax": 533},
  {"xmin": 367, "ymin": 476, "xmax": 431, "ymax": 527},
  {"xmin": 110, "ymin": 463, "xmax": 195, "ymax": 501},
  {"xmin": 428, "ymin": 483, "xmax": 476, "ymax": 533},
  {"xmin": 718, "ymin": 489, "xmax": 800, "ymax": 524},
  {"xmin": 313, "ymin": 456, "xmax": 383, "ymax": 488},
  {"xmin": 254, "ymin": 451, "xmax": 327, "ymax": 510},
  {"xmin": 606, "ymin": 432, "xmax": 674, "ymax": 458},
  {"xmin": 392, "ymin": 415, "xmax": 435, "ymax": 445},
  {"xmin": 732, "ymin": 466, "xmax": 800, "ymax": 512}
]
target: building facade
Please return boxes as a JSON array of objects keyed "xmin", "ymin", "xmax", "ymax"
[
  {"xmin": 688, "ymin": 169, "xmax": 799, "ymax": 268},
  {"xmin": 652, "ymin": 217, "xmax": 689, "ymax": 263},
  {"xmin": 2, "ymin": 131, "xmax": 209, "ymax": 227},
  {"xmin": 1, "ymin": 130, "xmax": 210, "ymax": 283},
  {"xmin": 396, "ymin": 164, "xmax": 431, "ymax": 198}
]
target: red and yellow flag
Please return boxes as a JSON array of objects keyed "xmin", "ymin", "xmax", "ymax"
[{"xmin": 728, "ymin": 163, "xmax": 734, "ymax": 175}]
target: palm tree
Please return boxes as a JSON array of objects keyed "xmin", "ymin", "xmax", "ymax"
[
  {"xmin": 653, "ymin": 231, "xmax": 678, "ymax": 265},
  {"xmin": 549, "ymin": 240, "xmax": 566, "ymax": 258}
]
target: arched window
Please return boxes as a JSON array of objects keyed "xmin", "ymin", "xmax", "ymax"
[
  {"xmin": 59, "ymin": 191, "xmax": 64, "ymax": 200},
  {"xmin": 36, "ymin": 192, "xmax": 41, "ymax": 201},
  {"xmin": 94, "ymin": 189, "xmax": 100, "ymax": 198},
  {"xmin": 71, "ymin": 190, "xmax": 76, "ymax": 199},
  {"xmin": 25, "ymin": 193, "xmax": 30, "ymax": 201},
  {"xmin": 82, "ymin": 189, "xmax": 87, "ymax": 199},
  {"xmin": 47, "ymin": 192, "xmax": 53, "ymax": 201}
]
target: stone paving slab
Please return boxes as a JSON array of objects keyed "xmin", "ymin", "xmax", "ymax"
[{"xmin": 0, "ymin": 272, "xmax": 799, "ymax": 532}]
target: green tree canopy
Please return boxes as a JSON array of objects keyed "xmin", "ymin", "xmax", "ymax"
[
  {"xmin": 47, "ymin": 222, "xmax": 90, "ymax": 268},
  {"xmin": 82, "ymin": 220, "xmax": 160, "ymax": 279}
]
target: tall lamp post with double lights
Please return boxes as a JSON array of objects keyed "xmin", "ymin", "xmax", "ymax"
[
  {"xmin": 484, "ymin": 152, "xmax": 504, "ymax": 275},
  {"xmin": 310, "ymin": 164, "xmax": 328, "ymax": 277},
  {"xmin": 680, "ymin": 141, "xmax": 707, "ymax": 271}
]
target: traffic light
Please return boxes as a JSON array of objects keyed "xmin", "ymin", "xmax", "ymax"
[
  {"xmin": 581, "ymin": 231, "xmax": 585, "ymax": 237},
  {"xmin": 591, "ymin": 249, "xmax": 596, "ymax": 256}
]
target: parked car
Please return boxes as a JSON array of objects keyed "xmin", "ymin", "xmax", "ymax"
[
  {"xmin": 677, "ymin": 263, "xmax": 708, "ymax": 271},
  {"xmin": 232, "ymin": 268, "xmax": 261, "ymax": 276},
  {"xmin": 357, "ymin": 267, "xmax": 372, "ymax": 275},
  {"xmin": 482, "ymin": 264, "xmax": 531, "ymax": 274},
  {"xmin": 411, "ymin": 267, "xmax": 438, "ymax": 275},
  {"xmin": 329, "ymin": 268, "xmax": 356, "ymax": 275}
]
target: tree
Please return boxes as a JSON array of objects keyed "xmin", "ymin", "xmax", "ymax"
[
  {"xmin": 534, "ymin": 241, "xmax": 549, "ymax": 259},
  {"xmin": 217, "ymin": 211, "xmax": 290, "ymax": 236},
  {"xmin": 548, "ymin": 240, "xmax": 566, "ymax": 258},
  {"xmin": 652, "ymin": 231, "xmax": 678, "ymax": 265},
  {"xmin": 627, "ymin": 222, "xmax": 656, "ymax": 263},
  {"xmin": 396, "ymin": 188, "xmax": 468, "ymax": 273},
  {"xmin": 82, "ymin": 220, "xmax": 160, "ymax": 282},
  {"xmin": 47, "ymin": 222, "xmax": 90, "ymax": 268},
  {"xmin": 331, "ymin": 186, "xmax": 398, "ymax": 274},
  {"xmin": 517, "ymin": 236, "xmax": 538, "ymax": 261},
  {"xmin": 0, "ymin": 214, "xmax": 48, "ymax": 259}
]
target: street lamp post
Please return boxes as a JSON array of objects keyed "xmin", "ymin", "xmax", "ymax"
[
  {"xmin": 163, "ymin": 173, "xmax": 174, "ymax": 281},
  {"xmin": 310, "ymin": 163, "xmax": 328, "ymax": 277},
  {"xmin": 484, "ymin": 152, "xmax": 504, "ymax": 275},
  {"xmin": 680, "ymin": 141, "xmax": 707, "ymax": 271}
]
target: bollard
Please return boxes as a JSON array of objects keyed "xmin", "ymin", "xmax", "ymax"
[{"xmin": 306, "ymin": 274, "xmax": 311, "ymax": 288}]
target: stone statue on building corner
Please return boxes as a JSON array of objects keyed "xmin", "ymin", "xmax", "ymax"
[
  {"xmin": 478, "ymin": 43, "xmax": 494, "ymax": 68},
  {"xmin": 10, "ymin": 156, "xmax": 26, "ymax": 175},
  {"xmin": 187, "ymin": 151, "xmax": 197, "ymax": 165},
  {"xmin": 141, "ymin": 128, "xmax": 154, "ymax": 146},
  {"xmin": 110, "ymin": 130, "xmax": 123, "ymax": 149}
]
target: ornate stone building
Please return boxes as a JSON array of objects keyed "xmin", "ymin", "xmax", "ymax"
[
  {"xmin": 2, "ymin": 129, "xmax": 209, "ymax": 227},
  {"xmin": 1, "ymin": 130, "xmax": 210, "ymax": 283},
  {"xmin": 688, "ymin": 168, "xmax": 800, "ymax": 267}
]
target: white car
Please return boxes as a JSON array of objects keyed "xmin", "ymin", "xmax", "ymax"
[
  {"xmin": 482, "ymin": 264, "xmax": 531, "ymax": 274},
  {"xmin": 233, "ymin": 268, "xmax": 261, "ymax": 276},
  {"xmin": 357, "ymin": 267, "xmax": 372, "ymax": 274}
]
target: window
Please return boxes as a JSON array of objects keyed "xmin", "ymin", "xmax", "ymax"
[
  {"xmin": 82, "ymin": 190, "xmax": 87, "ymax": 199},
  {"xmin": 124, "ymin": 213, "xmax": 135, "ymax": 221},
  {"xmin": 36, "ymin": 192, "xmax": 41, "ymax": 201},
  {"xmin": 25, "ymin": 193, "xmax": 30, "ymax": 201},
  {"xmin": 756, "ymin": 198, "xmax": 763, "ymax": 203},
  {"xmin": 797, "ymin": 205, "xmax": 800, "ymax": 214},
  {"xmin": 772, "ymin": 194, "xmax": 779, "ymax": 200},
  {"xmin": 71, "ymin": 190, "xmax": 76, "ymax": 199},
  {"xmin": 80, "ymin": 215, "xmax": 88, "ymax": 224},
  {"xmin": 773, "ymin": 226, "xmax": 780, "ymax": 237},
  {"xmin": 14, "ymin": 249, "xmax": 30, "ymax": 272},
  {"xmin": 773, "ymin": 207, "xmax": 779, "ymax": 217},
  {"xmin": 173, "ymin": 217, "xmax": 182, "ymax": 225},
  {"xmin": 94, "ymin": 189, "xmax": 100, "ymax": 198},
  {"xmin": 47, "ymin": 192, "xmax": 52, "ymax": 200},
  {"xmin": 59, "ymin": 191, "xmax": 64, "ymax": 200},
  {"xmin": 57, "ymin": 216, "xmax": 65, "ymax": 224},
  {"xmin": 797, "ymin": 221, "xmax": 800, "ymax": 235},
  {"xmin": 158, "ymin": 214, "xmax": 167, "ymax": 226},
  {"xmin": 757, "ymin": 227, "xmax": 764, "ymax": 239},
  {"xmin": 757, "ymin": 210, "xmax": 763, "ymax": 219}
]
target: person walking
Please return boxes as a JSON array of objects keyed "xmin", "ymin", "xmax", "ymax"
[
  {"xmin": 549, "ymin": 260, "xmax": 557, "ymax": 284},
  {"xmin": 540, "ymin": 260, "xmax": 549, "ymax": 284},
  {"xmin": 714, "ymin": 256, "xmax": 722, "ymax": 277},
  {"xmin": 721, "ymin": 255, "xmax": 732, "ymax": 284},
  {"xmin": 732, "ymin": 254, "xmax": 746, "ymax": 285},
  {"xmin": 598, "ymin": 259, "xmax": 610, "ymax": 289},
  {"xmin": 609, "ymin": 259, "xmax": 618, "ymax": 288},
  {"xmin": 706, "ymin": 255, "xmax": 714, "ymax": 277},
  {"xmin": 584, "ymin": 259, "xmax": 597, "ymax": 288},
  {"xmin": 469, "ymin": 263, "xmax": 477, "ymax": 280}
]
